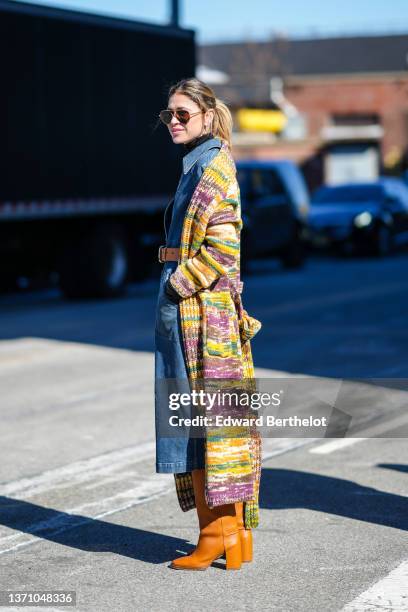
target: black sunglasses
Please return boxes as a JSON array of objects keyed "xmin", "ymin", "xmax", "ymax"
[{"xmin": 159, "ymin": 108, "xmax": 204, "ymax": 125}]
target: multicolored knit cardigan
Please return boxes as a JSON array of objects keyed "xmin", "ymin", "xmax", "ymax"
[{"xmin": 168, "ymin": 141, "xmax": 262, "ymax": 529}]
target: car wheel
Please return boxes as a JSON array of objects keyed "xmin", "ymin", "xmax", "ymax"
[
  {"xmin": 374, "ymin": 224, "xmax": 393, "ymax": 257},
  {"xmin": 240, "ymin": 255, "xmax": 250, "ymax": 276},
  {"xmin": 59, "ymin": 223, "xmax": 130, "ymax": 299},
  {"xmin": 240, "ymin": 230, "xmax": 251, "ymax": 275},
  {"xmin": 338, "ymin": 239, "xmax": 355, "ymax": 257},
  {"xmin": 280, "ymin": 229, "xmax": 306, "ymax": 269}
]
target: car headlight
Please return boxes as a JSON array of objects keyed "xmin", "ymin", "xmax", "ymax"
[{"xmin": 354, "ymin": 211, "xmax": 373, "ymax": 228}]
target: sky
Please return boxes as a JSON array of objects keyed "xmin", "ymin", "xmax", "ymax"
[{"xmin": 12, "ymin": 0, "xmax": 408, "ymax": 43}]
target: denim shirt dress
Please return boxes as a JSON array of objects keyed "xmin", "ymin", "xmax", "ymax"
[{"xmin": 154, "ymin": 136, "xmax": 222, "ymax": 474}]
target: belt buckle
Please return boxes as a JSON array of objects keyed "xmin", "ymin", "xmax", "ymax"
[{"xmin": 158, "ymin": 245, "xmax": 167, "ymax": 263}]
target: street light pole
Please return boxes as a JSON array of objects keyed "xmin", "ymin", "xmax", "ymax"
[{"xmin": 170, "ymin": 0, "xmax": 180, "ymax": 27}]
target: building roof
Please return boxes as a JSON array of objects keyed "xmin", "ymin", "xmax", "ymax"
[{"xmin": 199, "ymin": 33, "xmax": 408, "ymax": 104}]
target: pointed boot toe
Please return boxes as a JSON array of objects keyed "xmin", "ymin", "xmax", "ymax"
[
  {"xmin": 169, "ymin": 515, "xmax": 242, "ymax": 570},
  {"xmin": 170, "ymin": 554, "xmax": 207, "ymax": 570}
]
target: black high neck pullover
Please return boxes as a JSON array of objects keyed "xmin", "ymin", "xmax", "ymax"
[{"xmin": 183, "ymin": 132, "xmax": 214, "ymax": 153}]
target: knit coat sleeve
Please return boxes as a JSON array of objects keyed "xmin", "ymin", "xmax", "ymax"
[{"xmin": 168, "ymin": 195, "xmax": 242, "ymax": 299}]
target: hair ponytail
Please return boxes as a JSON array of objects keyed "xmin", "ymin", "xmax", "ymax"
[{"xmin": 212, "ymin": 98, "xmax": 233, "ymax": 149}]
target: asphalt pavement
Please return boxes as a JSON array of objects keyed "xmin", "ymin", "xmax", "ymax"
[{"xmin": 0, "ymin": 252, "xmax": 407, "ymax": 611}]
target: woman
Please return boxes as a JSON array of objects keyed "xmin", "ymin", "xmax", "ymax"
[{"xmin": 154, "ymin": 78, "xmax": 262, "ymax": 571}]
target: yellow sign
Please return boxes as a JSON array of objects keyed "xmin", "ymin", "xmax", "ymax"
[{"xmin": 236, "ymin": 108, "xmax": 287, "ymax": 133}]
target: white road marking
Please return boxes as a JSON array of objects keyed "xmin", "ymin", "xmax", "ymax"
[
  {"xmin": 309, "ymin": 412, "xmax": 408, "ymax": 454},
  {"xmin": 340, "ymin": 558, "xmax": 408, "ymax": 611},
  {"xmin": 262, "ymin": 437, "xmax": 320, "ymax": 460},
  {"xmin": 0, "ymin": 441, "xmax": 156, "ymax": 498},
  {"xmin": 0, "ymin": 437, "xmax": 318, "ymax": 556},
  {"xmin": 309, "ymin": 438, "xmax": 365, "ymax": 454},
  {"xmin": 0, "ymin": 436, "xmax": 316, "ymax": 502},
  {"xmin": 0, "ymin": 474, "xmax": 173, "ymax": 556}
]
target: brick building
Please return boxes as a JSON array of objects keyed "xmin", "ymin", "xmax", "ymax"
[{"xmin": 199, "ymin": 34, "xmax": 408, "ymax": 190}]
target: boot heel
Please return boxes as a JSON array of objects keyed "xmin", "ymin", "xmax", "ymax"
[
  {"xmin": 241, "ymin": 530, "xmax": 253, "ymax": 562},
  {"xmin": 225, "ymin": 537, "xmax": 242, "ymax": 570}
]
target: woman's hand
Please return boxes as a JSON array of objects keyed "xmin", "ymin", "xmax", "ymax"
[
  {"xmin": 164, "ymin": 278, "xmax": 182, "ymax": 303},
  {"xmin": 167, "ymin": 196, "xmax": 242, "ymax": 300}
]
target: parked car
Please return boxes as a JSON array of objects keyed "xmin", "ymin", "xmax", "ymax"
[
  {"xmin": 308, "ymin": 178, "xmax": 408, "ymax": 256},
  {"xmin": 236, "ymin": 160, "xmax": 310, "ymax": 269}
]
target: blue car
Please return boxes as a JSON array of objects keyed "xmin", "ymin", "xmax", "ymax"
[
  {"xmin": 236, "ymin": 159, "xmax": 310, "ymax": 268},
  {"xmin": 308, "ymin": 178, "xmax": 408, "ymax": 256}
]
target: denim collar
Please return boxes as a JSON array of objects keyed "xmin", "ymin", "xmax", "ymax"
[{"xmin": 182, "ymin": 136, "xmax": 222, "ymax": 175}]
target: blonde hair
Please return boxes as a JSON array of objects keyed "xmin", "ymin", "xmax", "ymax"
[{"xmin": 167, "ymin": 77, "xmax": 233, "ymax": 149}]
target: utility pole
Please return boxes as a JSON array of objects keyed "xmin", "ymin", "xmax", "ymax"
[{"xmin": 170, "ymin": 0, "xmax": 180, "ymax": 27}]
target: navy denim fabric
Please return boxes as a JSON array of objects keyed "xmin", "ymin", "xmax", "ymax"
[{"xmin": 154, "ymin": 137, "xmax": 222, "ymax": 473}]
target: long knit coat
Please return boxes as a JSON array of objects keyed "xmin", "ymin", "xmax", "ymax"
[{"xmin": 168, "ymin": 141, "xmax": 262, "ymax": 529}]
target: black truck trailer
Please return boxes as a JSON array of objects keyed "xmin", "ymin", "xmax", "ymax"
[{"xmin": 0, "ymin": 0, "xmax": 195, "ymax": 297}]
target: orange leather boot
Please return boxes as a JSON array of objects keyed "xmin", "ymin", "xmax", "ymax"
[
  {"xmin": 170, "ymin": 468, "xmax": 242, "ymax": 570},
  {"xmin": 235, "ymin": 501, "xmax": 253, "ymax": 562},
  {"xmin": 220, "ymin": 502, "xmax": 253, "ymax": 562}
]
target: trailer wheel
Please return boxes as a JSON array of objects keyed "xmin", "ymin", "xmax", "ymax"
[{"xmin": 59, "ymin": 223, "xmax": 130, "ymax": 299}]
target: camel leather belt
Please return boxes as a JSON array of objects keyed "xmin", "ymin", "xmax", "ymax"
[{"xmin": 158, "ymin": 245, "xmax": 180, "ymax": 262}]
